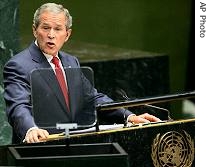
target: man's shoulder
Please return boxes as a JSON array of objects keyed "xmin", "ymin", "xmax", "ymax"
[
  {"xmin": 59, "ymin": 51, "xmax": 79, "ymax": 62},
  {"xmin": 8, "ymin": 42, "xmax": 34, "ymax": 60},
  {"xmin": 3, "ymin": 42, "xmax": 37, "ymax": 69},
  {"xmin": 5, "ymin": 48, "xmax": 29, "ymax": 64},
  {"xmin": 59, "ymin": 50, "xmax": 76, "ymax": 58}
]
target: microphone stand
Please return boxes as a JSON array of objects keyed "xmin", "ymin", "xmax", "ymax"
[{"xmin": 115, "ymin": 88, "xmax": 172, "ymax": 122}]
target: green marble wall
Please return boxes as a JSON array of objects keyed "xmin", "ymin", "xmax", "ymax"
[{"xmin": 0, "ymin": 0, "xmax": 20, "ymax": 145}]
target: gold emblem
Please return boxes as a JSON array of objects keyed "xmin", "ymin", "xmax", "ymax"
[{"xmin": 151, "ymin": 131, "xmax": 194, "ymax": 167}]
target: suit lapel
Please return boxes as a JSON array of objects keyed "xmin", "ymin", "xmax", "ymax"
[
  {"xmin": 40, "ymin": 69, "xmax": 69, "ymax": 112},
  {"xmin": 29, "ymin": 43, "xmax": 70, "ymax": 114}
]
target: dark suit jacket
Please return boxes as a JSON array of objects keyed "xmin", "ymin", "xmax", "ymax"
[{"xmin": 3, "ymin": 42, "xmax": 133, "ymax": 144}]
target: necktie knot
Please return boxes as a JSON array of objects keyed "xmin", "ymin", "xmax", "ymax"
[{"xmin": 51, "ymin": 56, "xmax": 60, "ymax": 68}]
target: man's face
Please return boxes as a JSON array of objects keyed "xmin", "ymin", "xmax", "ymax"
[{"xmin": 33, "ymin": 11, "xmax": 71, "ymax": 56}]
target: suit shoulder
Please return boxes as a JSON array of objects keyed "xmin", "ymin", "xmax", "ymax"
[
  {"xmin": 4, "ymin": 47, "xmax": 31, "ymax": 67},
  {"xmin": 59, "ymin": 51, "xmax": 80, "ymax": 65},
  {"xmin": 59, "ymin": 51, "xmax": 77, "ymax": 59}
]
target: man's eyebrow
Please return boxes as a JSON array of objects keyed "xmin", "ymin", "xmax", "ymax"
[
  {"xmin": 41, "ymin": 23, "xmax": 50, "ymax": 26},
  {"xmin": 41, "ymin": 23, "xmax": 64, "ymax": 27}
]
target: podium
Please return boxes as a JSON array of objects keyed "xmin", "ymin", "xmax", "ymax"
[
  {"xmin": 0, "ymin": 119, "xmax": 195, "ymax": 167},
  {"xmin": 39, "ymin": 118, "xmax": 195, "ymax": 167}
]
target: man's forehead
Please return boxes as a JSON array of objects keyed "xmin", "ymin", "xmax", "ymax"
[
  {"xmin": 40, "ymin": 22, "xmax": 64, "ymax": 27},
  {"xmin": 39, "ymin": 11, "xmax": 66, "ymax": 21},
  {"xmin": 39, "ymin": 12, "xmax": 66, "ymax": 26}
]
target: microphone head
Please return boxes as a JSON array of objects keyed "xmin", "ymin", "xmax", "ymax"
[{"xmin": 115, "ymin": 88, "xmax": 129, "ymax": 100}]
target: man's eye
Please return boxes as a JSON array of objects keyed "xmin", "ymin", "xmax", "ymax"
[
  {"xmin": 55, "ymin": 28, "xmax": 62, "ymax": 31},
  {"xmin": 43, "ymin": 27, "xmax": 50, "ymax": 30}
]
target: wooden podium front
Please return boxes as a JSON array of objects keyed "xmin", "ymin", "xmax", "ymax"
[{"xmin": 40, "ymin": 119, "xmax": 195, "ymax": 167}]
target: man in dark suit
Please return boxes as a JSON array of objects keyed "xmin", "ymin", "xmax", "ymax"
[{"xmin": 3, "ymin": 3, "xmax": 161, "ymax": 144}]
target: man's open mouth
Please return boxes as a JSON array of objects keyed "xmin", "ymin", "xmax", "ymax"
[{"xmin": 47, "ymin": 42, "xmax": 55, "ymax": 47}]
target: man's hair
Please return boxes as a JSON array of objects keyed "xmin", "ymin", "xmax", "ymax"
[{"xmin": 33, "ymin": 3, "xmax": 72, "ymax": 30}]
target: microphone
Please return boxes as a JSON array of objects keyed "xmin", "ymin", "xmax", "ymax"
[
  {"xmin": 115, "ymin": 88, "xmax": 172, "ymax": 121},
  {"xmin": 115, "ymin": 88, "xmax": 130, "ymax": 127}
]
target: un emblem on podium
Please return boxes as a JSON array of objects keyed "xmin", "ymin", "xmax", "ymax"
[{"xmin": 151, "ymin": 131, "xmax": 194, "ymax": 167}]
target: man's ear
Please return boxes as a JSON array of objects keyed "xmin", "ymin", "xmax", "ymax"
[
  {"xmin": 65, "ymin": 29, "xmax": 72, "ymax": 42},
  {"xmin": 32, "ymin": 25, "xmax": 37, "ymax": 38}
]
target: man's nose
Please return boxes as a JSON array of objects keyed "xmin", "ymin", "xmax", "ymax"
[{"xmin": 48, "ymin": 29, "xmax": 55, "ymax": 39}]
